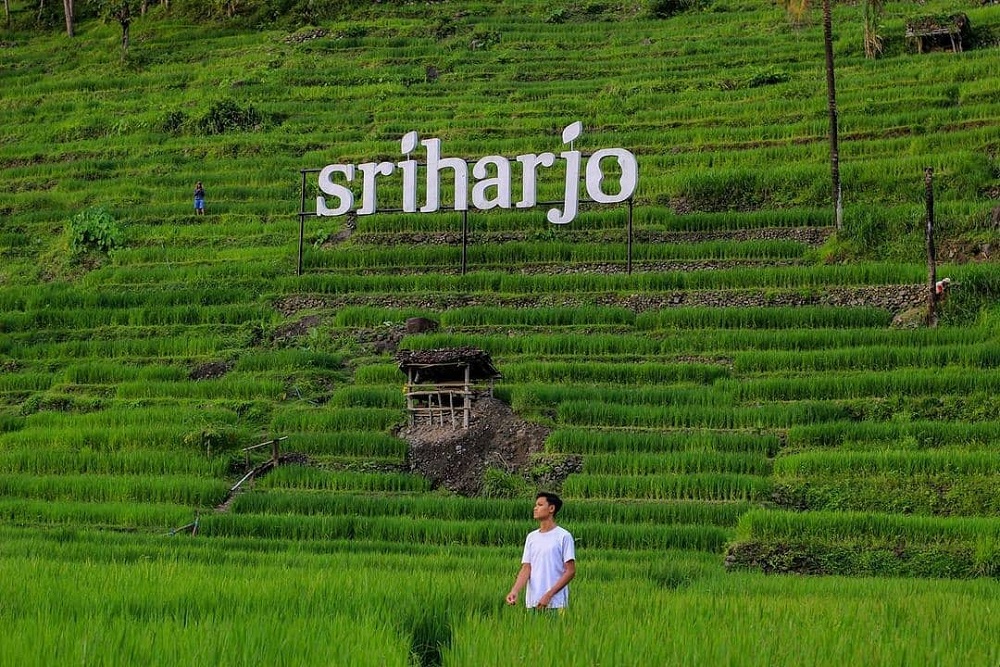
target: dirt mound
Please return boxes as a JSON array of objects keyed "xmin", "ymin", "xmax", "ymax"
[
  {"xmin": 400, "ymin": 397, "xmax": 551, "ymax": 496},
  {"xmin": 189, "ymin": 360, "xmax": 232, "ymax": 380},
  {"xmin": 271, "ymin": 314, "xmax": 322, "ymax": 343}
]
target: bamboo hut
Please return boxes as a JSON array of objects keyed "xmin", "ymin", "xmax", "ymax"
[{"xmin": 396, "ymin": 347, "xmax": 501, "ymax": 428}]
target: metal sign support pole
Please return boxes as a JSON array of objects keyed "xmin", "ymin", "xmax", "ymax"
[
  {"xmin": 627, "ymin": 198, "xmax": 634, "ymax": 275},
  {"xmin": 461, "ymin": 209, "xmax": 469, "ymax": 276},
  {"xmin": 297, "ymin": 170, "xmax": 307, "ymax": 276}
]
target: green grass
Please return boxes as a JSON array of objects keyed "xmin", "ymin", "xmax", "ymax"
[{"xmin": 1, "ymin": 0, "xmax": 1000, "ymax": 661}]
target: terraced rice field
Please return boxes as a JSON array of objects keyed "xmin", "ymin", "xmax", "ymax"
[{"xmin": 1, "ymin": 0, "xmax": 999, "ymax": 663}]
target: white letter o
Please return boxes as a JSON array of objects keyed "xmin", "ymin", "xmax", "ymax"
[{"xmin": 585, "ymin": 149, "xmax": 638, "ymax": 204}]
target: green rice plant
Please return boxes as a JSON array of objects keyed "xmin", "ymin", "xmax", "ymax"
[
  {"xmin": 269, "ymin": 407, "xmax": 403, "ymax": 432},
  {"xmin": 723, "ymin": 368, "xmax": 1000, "ymax": 401},
  {"xmin": 733, "ymin": 343, "xmax": 1000, "ymax": 373},
  {"xmin": 352, "ymin": 364, "xmax": 405, "ymax": 385},
  {"xmin": 0, "ymin": 372, "xmax": 55, "ymax": 392},
  {"xmin": 1, "ymin": 426, "xmax": 210, "ymax": 453},
  {"xmin": 0, "ymin": 304, "xmax": 271, "ymax": 331},
  {"xmin": 0, "ymin": 473, "xmax": 229, "ymax": 506},
  {"xmin": 440, "ymin": 306, "xmax": 636, "ymax": 327},
  {"xmin": 333, "ymin": 306, "xmax": 436, "ymax": 327},
  {"xmin": 282, "ymin": 432, "xmax": 408, "ymax": 458},
  {"xmin": 283, "ymin": 263, "xmax": 929, "ymax": 296},
  {"xmin": 0, "ymin": 447, "xmax": 228, "ymax": 476},
  {"xmin": 546, "ymin": 428, "xmax": 779, "ymax": 455},
  {"xmin": 234, "ymin": 350, "xmax": 345, "ymax": 372},
  {"xmin": 0, "ymin": 498, "xmax": 193, "ymax": 530},
  {"xmin": 115, "ymin": 377, "xmax": 286, "ymax": 400},
  {"xmin": 582, "ymin": 451, "xmax": 771, "ymax": 476},
  {"xmin": 230, "ymin": 491, "xmax": 751, "ymax": 527},
  {"xmin": 0, "ymin": 555, "xmax": 414, "ymax": 665},
  {"xmin": 0, "ymin": 614, "xmax": 411, "ymax": 667},
  {"xmin": 330, "ymin": 386, "xmax": 405, "ymax": 409},
  {"xmin": 734, "ymin": 509, "xmax": 1000, "ymax": 546},
  {"xmin": 774, "ymin": 450, "xmax": 1000, "ymax": 477},
  {"xmin": 0, "ymin": 333, "xmax": 232, "ymax": 360},
  {"xmin": 787, "ymin": 420, "xmax": 1000, "ymax": 449},
  {"xmin": 573, "ymin": 522, "xmax": 730, "ymax": 551},
  {"xmin": 635, "ymin": 306, "xmax": 892, "ymax": 330},
  {"xmin": 402, "ymin": 328, "xmax": 987, "ymax": 358},
  {"xmin": 503, "ymin": 361, "xmax": 730, "ymax": 384},
  {"xmin": 445, "ymin": 570, "xmax": 1000, "ymax": 665},
  {"xmin": 201, "ymin": 512, "xmax": 729, "ymax": 551},
  {"xmin": 20, "ymin": 404, "xmax": 242, "ymax": 430},
  {"xmin": 0, "ymin": 414, "xmax": 25, "ymax": 433},
  {"xmin": 771, "ymin": 474, "xmax": 1000, "ymax": 517},
  {"xmin": 563, "ymin": 473, "xmax": 771, "ymax": 501},
  {"xmin": 307, "ymin": 239, "xmax": 807, "ymax": 270},
  {"xmin": 510, "ymin": 383, "xmax": 731, "ymax": 412},
  {"xmin": 63, "ymin": 362, "xmax": 187, "ymax": 384},
  {"xmin": 255, "ymin": 465, "xmax": 431, "ymax": 493},
  {"xmin": 557, "ymin": 400, "xmax": 848, "ymax": 429}
]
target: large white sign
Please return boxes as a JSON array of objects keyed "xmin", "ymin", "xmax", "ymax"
[{"xmin": 316, "ymin": 122, "xmax": 638, "ymax": 225}]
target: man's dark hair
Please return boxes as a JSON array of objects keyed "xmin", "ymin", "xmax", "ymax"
[{"xmin": 537, "ymin": 491, "xmax": 563, "ymax": 515}]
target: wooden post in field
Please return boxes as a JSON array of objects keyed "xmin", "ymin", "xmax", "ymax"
[
  {"xmin": 924, "ymin": 167, "xmax": 938, "ymax": 327},
  {"xmin": 463, "ymin": 363, "xmax": 471, "ymax": 428}
]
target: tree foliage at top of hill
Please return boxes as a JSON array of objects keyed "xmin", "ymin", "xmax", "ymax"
[{"xmin": 7, "ymin": 0, "xmax": 650, "ymax": 33}]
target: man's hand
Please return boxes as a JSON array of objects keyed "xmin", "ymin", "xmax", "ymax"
[
  {"xmin": 536, "ymin": 593, "xmax": 553, "ymax": 609},
  {"xmin": 505, "ymin": 591, "xmax": 518, "ymax": 606}
]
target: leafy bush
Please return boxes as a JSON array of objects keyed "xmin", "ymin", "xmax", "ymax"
[
  {"xmin": 65, "ymin": 207, "xmax": 123, "ymax": 256},
  {"xmin": 481, "ymin": 467, "xmax": 531, "ymax": 499},
  {"xmin": 158, "ymin": 110, "xmax": 187, "ymax": 135},
  {"xmin": 646, "ymin": 0, "xmax": 700, "ymax": 18},
  {"xmin": 195, "ymin": 99, "xmax": 266, "ymax": 135},
  {"xmin": 746, "ymin": 66, "xmax": 790, "ymax": 88}
]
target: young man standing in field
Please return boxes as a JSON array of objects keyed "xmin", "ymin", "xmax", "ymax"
[{"xmin": 506, "ymin": 492, "xmax": 576, "ymax": 611}]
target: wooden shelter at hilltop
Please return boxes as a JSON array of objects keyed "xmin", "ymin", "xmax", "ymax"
[
  {"xmin": 396, "ymin": 347, "xmax": 501, "ymax": 428},
  {"xmin": 906, "ymin": 13, "xmax": 970, "ymax": 53}
]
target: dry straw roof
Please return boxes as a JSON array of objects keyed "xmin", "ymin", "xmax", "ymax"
[{"xmin": 395, "ymin": 347, "xmax": 501, "ymax": 383}]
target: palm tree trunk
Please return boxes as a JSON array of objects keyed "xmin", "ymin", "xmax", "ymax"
[
  {"xmin": 3, "ymin": 0, "xmax": 11, "ymax": 29},
  {"xmin": 62, "ymin": 0, "xmax": 74, "ymax": 37},
  {"xmin": 822, "ymin": 0, "xmax": 842, "ymax": 230}
]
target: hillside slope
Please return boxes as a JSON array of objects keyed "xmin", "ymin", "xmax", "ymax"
[{"xmin": 1, "ymin": 1, "xmax": 999, "ymax": 664}]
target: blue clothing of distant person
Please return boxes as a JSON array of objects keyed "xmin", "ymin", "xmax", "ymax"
[{"xmin": 194, "ymin": 182, "xmax": 205, "ymax": 215}]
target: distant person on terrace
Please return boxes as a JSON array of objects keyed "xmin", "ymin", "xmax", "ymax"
[
  {"xmin": 506, "ymin": 492, "xmax": 576, "ymax": 611},
  {"xmin": 194, "ymin": 181, "xmax": 206, "ymax": 215}
]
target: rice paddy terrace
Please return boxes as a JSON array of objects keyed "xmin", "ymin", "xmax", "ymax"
[{"xmin": 1, "ymin": 0, "xmax": 999, "ymax": 664}]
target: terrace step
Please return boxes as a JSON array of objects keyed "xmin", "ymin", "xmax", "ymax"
[
  {"xmin": 275, "ymin": 284, "xmax": 925, "ymax": 316},
  {"xmin": 314, "ymin": 259, "xmax": 807, "ymax": 275},
  {"xmin": 349, "ymin": 227, "xmax": 834, "ymax": 246}
]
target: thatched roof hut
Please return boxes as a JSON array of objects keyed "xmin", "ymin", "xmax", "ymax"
[
  {"xmin": 905, "ymin": 13, "xmax": 970, "ymax": 53},
  {"xmin": 395, "ymin": 347, "xmax": 501, "ymax": 385},
  {"xmin": 395, "ymin": 348, "xmax": 501, "ymax": 428}
]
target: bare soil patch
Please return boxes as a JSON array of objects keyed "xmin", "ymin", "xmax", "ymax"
[
  {"xmin": 190, "ymin": 360, "xmax": 233, "ymax": 380},
  {"xmin": 399, "ymin": 396, "xmax": 560, "ymax": 496},
  {"xmin": 271, "ymin": 314, "xmax": 323, "ymax": 343}
]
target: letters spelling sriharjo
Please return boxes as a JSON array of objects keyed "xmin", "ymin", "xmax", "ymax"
[{"xmin": 316, "ymin": 122, "xmax": 638, "ymax": 225}]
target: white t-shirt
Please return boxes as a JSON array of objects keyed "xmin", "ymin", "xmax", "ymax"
[{"xmin": 521, "ymin": 525, "xmax": 576, "ymax": 609}]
